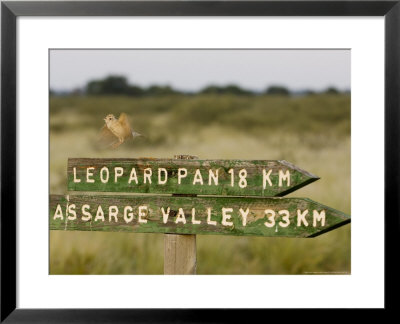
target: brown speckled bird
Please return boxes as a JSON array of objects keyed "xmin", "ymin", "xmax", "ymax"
[{"xmin": 98, "ymin": 113, "xmax": 143, "ymax": 149}]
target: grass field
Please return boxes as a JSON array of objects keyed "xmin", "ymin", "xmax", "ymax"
[{"xmin": 50, "ymin": 94, "xmax": 350, "ymax": 274}]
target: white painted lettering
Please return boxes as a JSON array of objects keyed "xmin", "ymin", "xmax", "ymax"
[
  {"xmin": 81, "ymin": 204, "xmax": 92, "ymax": 221},
  {"xmin": 191, "ymin": 208, "xmax": 201, "ymax": 225},
  {"xmin": 228, "ymin": 168, "xmax": 234, "ymax": 187},
  {"xmin": 207, "ymin": 208, "xmax": 217, "ymax": 225},
  {"xmin": 208, "ymin": 169, "xmax": 219, "ymax": 185},
  {"xmin": 263, "ymin": 169, "xmax": 273, "ymax": 188},
  {"xmin": 178, "ymin": 168, "xmax": 187, "ymax": 184},
  {"xmin": 175, "ymin": 208, "xmax": 187, "ymax": 224},
  {"xmin": 114, "ymin": 167, "xmax": 124, "ymax": 182},
  {"xmin": 94, "ymin": 205, "xmax": 105, "ymax": 222},
  {"xmin": 238, "ymin": 169, "xmax": 248, "ymax": 188},
  {"xmin": 222, "ymin": 208, "xmax": 233, "ymax": 226},
  {"xmin": 161, "ymin": 207, "xmax": 170, "ymax": 224},
  {"xmin": 53, "ymin": 204, "xmax": 64, "ymax": 220},
  {"xmin": 239, "ymin": 208, "xmax": 249, "ymax": 226},
  {"xmin": 67, "ymin": 204, "xmax": 76, "ymax": 220},
  {"xmin": 100, "ymin": 166, "xmax": 109, "ymax": 183},
  {"xmin": 193, "ymin": 169, "xmax": 204, "ymax": 185},
  {"xmin": 278, "ymin": 209, "xmax": 290, "ymax": 227},
  {"xmin": 279, "ymin": 170, "xmax": 290, "ymax": 187},
  {"xmin": 158, "ymin": 168, "xmax": 168, "ymax": 185},
  {"xmin": 124, "ymin": 206, "xmax": 134, "ymax": 223},
  {"xmin": 86, "ymin": 167, "xmax": 95, "ymax": 183},
  {"xmin": 138, "ymin": 205, "xmax": 148, "ymax": 223},
  {"xmin": 264, "ymin": 209, "xmax": 275, "ymax": 228},
  {"xmin": 108, "ymin": 205, "xmax": 118, "ymax": 222},
  {"xmin": 313, "ymin": 210, "xmax": 326, "ymax": 227},
  {"xmin": 143, "ymin": 168, "xmax": 152, "ymax": 184},
  {"xmin": 128, "ymin": 168, "xmax": 138, "ymax": 184},
  {"xmin": 73, "ymin": 167, "xmax": 81, "ymax": 183},
  {"xmin": 297, "ymin": 209, "xmax": 309, "ymax": 227}
]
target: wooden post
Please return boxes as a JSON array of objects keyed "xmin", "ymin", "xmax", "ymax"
[{"xmin": 164, "ymin": 155, "xmax": 198, "ymax": 275}]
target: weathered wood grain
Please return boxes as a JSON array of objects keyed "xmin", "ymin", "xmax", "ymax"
[
  {"xmin": 49, "ymin": 194, "xmax": 350, "ymax": 238},
  {"xmin": 67, "ymin": 158, "xmax": 319, "ymax": 197},
  {"xmin": 164, "ymin": 234, "xmax": 196, "ymax": 275}
]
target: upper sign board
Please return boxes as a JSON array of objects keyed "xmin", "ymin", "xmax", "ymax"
[{"xmin": 68, "ymin": 158, "xmax": 319, "ymax": 197}]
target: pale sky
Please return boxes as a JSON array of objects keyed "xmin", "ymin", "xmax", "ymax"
[{"xmin": 50, "ymin": 49, "xmax": 350, "ymax": 92}]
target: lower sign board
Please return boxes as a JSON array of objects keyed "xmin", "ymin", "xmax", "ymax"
[{"xmin": 50, "ymin": 195, "xmax": 350, "ymax": 238}]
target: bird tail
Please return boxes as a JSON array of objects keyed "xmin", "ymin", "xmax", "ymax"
[{"xmin": 132, "ymin": 131, "xmax": 144, "ymax": 138}]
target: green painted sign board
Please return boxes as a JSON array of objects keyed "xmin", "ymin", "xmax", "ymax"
[
  {"xmin": 67, "ymin": 158, "xmax": 319, "ymax": 197},
  {"xmin": 50, "ymin": 194, "xmax": 350, "ymax": 238}
]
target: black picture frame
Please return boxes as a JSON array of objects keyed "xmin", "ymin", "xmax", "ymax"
[{"xmin": 1, "ymin": 0, "xmax": 398, "ymax": 321}]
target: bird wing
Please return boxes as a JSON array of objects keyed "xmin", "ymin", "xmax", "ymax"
[
  {"xmin": 118, "ymin": 113, "xmax": 134, "ymax": 138},
  {"xmin": 97, "ymin": 125, "xmax": 118, "ymax": 147}
]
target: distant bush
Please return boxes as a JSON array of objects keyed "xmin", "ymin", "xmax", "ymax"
[
  {"xmin": 127, "ymin": 85, "xmax": 145, "ymax": 97},
  {"xmin": 303, "ymin": 90, "xmax": 316, "ymax": 95},
  {"xmin": 200, "ymin": 84, "xmax": 253, "ymax": 96},
  {"xmin": 324, "ymin": 87, "xmax": 340, "ymax": 94},
  {"xmin": 265, "ymin": 85, "xmax": 290, "ymax": 95},
  {"xmin": 145, "ymin": 85, "xmax": 178, "ymax": 96},
  {"xmin": 86, "ymin": 76, "xmax": 131, "ymax": 95},
  {"xmin": 85, "ymin": 76, "xmax": 181, "ymax": 97}
]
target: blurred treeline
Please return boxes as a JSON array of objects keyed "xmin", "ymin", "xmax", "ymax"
[
  {"xmin": 49, "ymin": 80, "xmax": 350, "ymax": 275},
  {"xmin": 50, "ymin": 75, "xmax": 348, "ymax": 97}
]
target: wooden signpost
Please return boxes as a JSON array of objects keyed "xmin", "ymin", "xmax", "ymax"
[{"xmin": 50, "ymin": 155, "xmax": 351, "ymax": 274}]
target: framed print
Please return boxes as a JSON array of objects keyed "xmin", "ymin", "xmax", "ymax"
[{"xmin": 1, "ymin": 0, "xmax": 398, "ymax": 321}]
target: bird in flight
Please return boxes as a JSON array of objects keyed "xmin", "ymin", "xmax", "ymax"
[{"xmin": 98, "ymin": 113, "xmax": 143, "ymax": 149}]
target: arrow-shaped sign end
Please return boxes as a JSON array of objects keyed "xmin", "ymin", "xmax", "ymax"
[
  {"xmin": 307, "ymin": 218, "xmax": 351, "ymax": 238},
  {"xmin": 300, "ymin": 198, "xmax": 351, "ymax": 238},
  {"xmin": 276, "ymin": 160, "xmax": 320, "ymax": 197}
]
